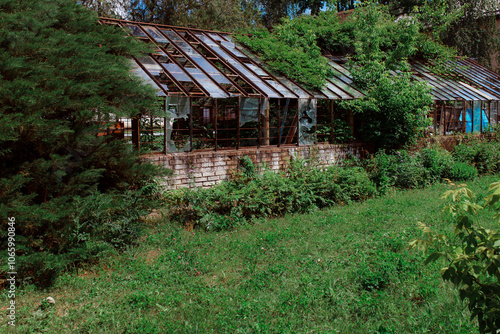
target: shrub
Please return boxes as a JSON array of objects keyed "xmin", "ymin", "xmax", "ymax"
[
  {"xmin": 166, "ymin": 156, "xmax": 376, "ymax": 230},
  {"xmin": 419, "ymin": 147, "xmax": 453, "ymax": 182},
  {"xmin": 453, "ymin": 141, "xmax": 500, "ymax": 175},
  {"xmin": 0, "ymin": 0, "xmax": 168, "ymax": 287},
  {"xmin": 393, "ymin": 156, "xmax": 429, "ymax": 189},
  {"xmin": 411, "ymin": 181, "xmax": 500, "ymax": 333},
  {"xmin": 365, "ymin": 150, "xmax": 430, "ymax": 191},
  {"xmin": 365, "ymin": 148, "xmax": 477, "ymax": 193},
  {"xmin": 445, "ymin": 161, "xmax": 478, "ymax": 181}
]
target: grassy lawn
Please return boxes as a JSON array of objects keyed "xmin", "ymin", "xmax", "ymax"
[{"xmin": 5, "ymin": 176, "xmax": 500, "ymax": 333}]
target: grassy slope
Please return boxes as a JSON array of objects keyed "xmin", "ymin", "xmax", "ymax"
[{"xmin": 6, "ymin": 176, "xmax": 500, "ymax": 333}]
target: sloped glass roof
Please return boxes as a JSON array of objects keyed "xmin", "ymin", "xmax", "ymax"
[{"xmin": 101, "ymin": 18, "xmax": 500, "ymax": 102}]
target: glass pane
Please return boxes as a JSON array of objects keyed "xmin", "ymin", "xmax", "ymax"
[
  {"xmin": 165, "ymin": 97, "xmax": 191, "ymax": 153},
  {"xmin": 129, "ymin": 60, "xmax": 166, "ymax": 96},
  {"xmin": 239, "ymin": 98, "xmax": 259, "ymax": 126},
  {"xmin": 328, "ymin": 77, "xmax": 363, "ymax": 98},
  {"xmin": 321, "ymin": 87, "xmax": 341, "ymax": 100},
  {"xmin": 142, "ymin": 26, "xmax": 169, "ymax": 44},
  {"xmin": 195, "ymin": 32, "xmax": 281, "ymax": 98},
  {"xmin": 472, "ymin": 101, "xmax": 482, "ymax": 133},
  {"xmin": 491, "ymin": 101, "xmax": 498, "ymax": 126},
  {"xmin": 138, "ymin": 56, "xmax": 163, "ymax": 76},
  {"xmin": 186, "ymin": 68, "xmax": 228, "ymax": 98},
  {"xmin": 299, "ymin": 99, "xmax": 317, "ymax": 145},
  {"xmin": 124, "ymin": 24, "xmax": 147, "ymax": 38},
  {"xmin": 277, "ymin": 76, "xmax": 311, "ymax": 98},
  {"xmin": 162, "ymin": 63, "xmax": 192, "ymax": 82},
  {"xmin": 208, "ymin": 33, "xmax": 228, "ymax": 42},
  {"xmin": 325, "ymin": 82, "xmax": 349, "ymax": 99}
]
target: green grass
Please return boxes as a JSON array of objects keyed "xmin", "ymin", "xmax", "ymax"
[{"xmin": 5, "ymin": 176, "xmax": 500, "ymax": 333}]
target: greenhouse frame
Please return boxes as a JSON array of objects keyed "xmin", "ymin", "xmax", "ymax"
[{"xmin": 100, "ymin": 18, "xmax": 500, "ymax": 153}]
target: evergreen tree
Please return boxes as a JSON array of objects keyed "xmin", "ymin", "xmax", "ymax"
[
  {"xmin": 129, "ymin": 0, "xmax": 263, "ymax": 32},
  {"xmin": 0, "ymin": 0, "xmax": 166, "ymax": 286},
  {"xmin": 78, "ymin": 0, "xmax": 129, "ymax": 18}
]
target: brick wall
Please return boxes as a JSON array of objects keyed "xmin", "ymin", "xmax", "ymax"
[{"xmin": 144, "ymin": 143, "xmax": 369, "ymax": 189}]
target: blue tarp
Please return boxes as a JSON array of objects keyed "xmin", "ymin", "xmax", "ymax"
[{"xmin": 459, "ymin": 106, "xmax": 489, "ymax": 133}]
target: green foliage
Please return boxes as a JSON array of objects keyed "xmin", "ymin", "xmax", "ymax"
[
  {"xmin": 237, "ymin": 12, "xmax": 344, "ymax": 89},
  {"xmin": 343, "ymin": 3, "xmax": 442, "ymax": 149},
  {"xmin": 239, "ymin": 155, "xmax": 257, "ymax": 178},
  {"xmin": 364, "ymin": 147, "xmax": 477, "ymax": 192},
  {"xmin": 15, "ymin": 175, "xmax": 500, "ymax": 333},
  {"xmin": 166, "ymin": 155, "xmax": 376, "ymax": 230},
  {"xmin": 447, "ymin": 161, "xmax": 479, "ymax": 181},
  {"xmin": 0, "ymin": 0, "xmax": 167, "ymax": 287},
  {"xmin": 420, "ymin": 147, "xmax": 454, "ymax": 182},
  {"xmin": 317, "ymin": 118, "xmax": 354, "ymax": 143},
  {"xmin": 439, "ymin": 0, "xmax": 500, "ymax": 68},
  {"xmin": 347, "ymin": 72, "xmax": 432, "ymax": 150},
  {"xmin": 453, "ymin": 140, "xmax": 500, "ymax": 175},
  {"xmin": 411, "ymin": 180, "xmax": 500, "ymax": 333},
  {"xmin": 129, "ymin": 0, "xmax": 264, "ymax": 32}
]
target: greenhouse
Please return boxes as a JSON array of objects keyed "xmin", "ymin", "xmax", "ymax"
[{"xmin": 100, "ymin": 18, "xmax": 500, "ymax": 153}]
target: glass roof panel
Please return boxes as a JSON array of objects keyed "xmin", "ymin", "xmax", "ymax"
[
  {"xmin": 157, "ymin": 29, "xmax": 232, "ymax": 87},
  {"xmin": 138, "ymin": 56, "xmax": 163, "ymax": 76},
  {"xmin": 245, "ymin": 63, "xmax": 267, "ymax": 76},
  {"xmin": 142, "ymin": 26, "xmax": 170, "ymax": 44},
  {"xmin": 208, "ymin": 33, "xmax": 228, "ymax": 42},
  {"xmin": 162, "ymin": 63, "xmax": 192, "ymax": 82},
  {"xmin": 190, "ymin": 56, "xmax": 231, "ymax": 84},
  {"xmin": 129, "ymin": 60, "xmax": 167, "ymax": 96},
  {"xmin": 325, "ymin": 82, "xmax": 351, "ymax": 99},
  {"xmin": 320, "ymin": 87, "xmax": 340, "ymax": 99},
  {"xmin": 327, "ymin": 77, "xmax": 363, "ymax": 98},
  {"xmin": 124, "ymin": 24, "xmax": 147, "ymax": 38},
  {"xmin": 186, "ymin": 69, "xmax": 228, "ymax": 98},
  {"xmin": 265, "ymin": 80, "xmax": 296, "ymax": 98},
  {"xmin": 208, "ymin": 44, "xmax": 280, "ymax": 97},
  {"xmin": 277, "ymin": 77, "xmax": 311, "ymax": 98}
]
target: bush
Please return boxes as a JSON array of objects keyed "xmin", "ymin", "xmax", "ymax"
[
  {"xmin": 411, "ymin": 181, "xmax": 500, "ymax": 333},
  {"xmin": 453, "ymin": 141, "xmax": 500, "ymax": 175},
  {"xmin": 0, "ymin": 0, "xmax": 168, "ymax": 287},
  {"xmin": 365, "ymin": 148, "xmax": 477, "ymax": 193},
  {"xmin": 166, "ymin": 156, "xmax": 376, "ymax": 230},
  {"xmin": 420, "ymin": 147, "xmax": 453, "ymax": 182},
  {"xmin": 445, "ymin": 161, "xmax": 478, "ymax": 181},
  {"xmin": 365, "ymin": 150, "xmax": 430, "ymax": 191}
]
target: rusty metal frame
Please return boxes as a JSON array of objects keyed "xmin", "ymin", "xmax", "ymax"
[
  {"xmin": 185, "ymin": 30, "xmax": 272, "ymax": 98},
  {"xmin": 131, "ymin": 57, "xmax": 171, "ymax": 96},
  {"xmin": 236, "ymin": 46, "xmax": 316, "ymax": 99},
  {"xmin": 153, "ymin": 27, "xmax": 233, "ymax": 97},
  {"xmin": 100, "ymin": 17, "xmax": 500, "ymax": 149},
  {"xmin": 132, "ymin": 23, "xmax": 213, "ymax": 97},
  {"xmin": 164, "ymin": 28, "xmax": 249, "ymax": 97},
  {"xmin": 219, "ymin": 42, "xmax": 302, "ymax": 99},
  {"xmin": 119, "ymin": 23, "xmax": 190, "ymax": 96}
]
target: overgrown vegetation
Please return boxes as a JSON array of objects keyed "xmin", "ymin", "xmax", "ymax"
[
  {"xmin": 453, "ymin": 139, "xmax": 500, "ymax": 175},
  {"xmin": 412, "ymin": 180, "xmax": 500, "ymax": 334},
  {"xmin": 166, "ymin": 144, "xmax": 486, "ymax": 230},
  {"xmin": 237, "ymin": 12, "xmax": 353, "ymax": 89},
  {"xmin": 365, "ymin": 147, "xmax": 478, "ymax": 192},
  {"xmin": 237, "ymin": 2, "xmax": 456, "ymax": 90},
  {"xmin": 0, "ymin": 0, "xmax": 167, "ymax": 287},
  {"xmin": 167, "ymin": 155, "xmax": 377, "ymax": 231},
  {"xmin": 237, "ymin": 3, "xmax": 455, "ymax": 149},
  {"xmin": 9, "ymin": 176, "xmax": 500, "ymax": 333}
]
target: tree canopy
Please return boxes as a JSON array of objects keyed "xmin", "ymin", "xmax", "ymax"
[
  {"xmin": 0, "ymin": 0, "xmax": 165, "ymax": 286},
  {"xmin": 237, "ymin": 2, "xmax": 447, "ymax": 149}
]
